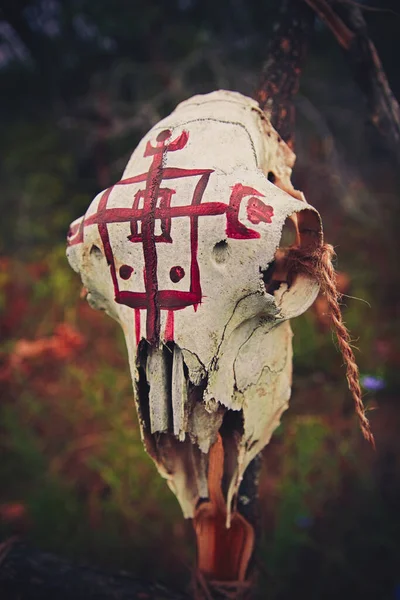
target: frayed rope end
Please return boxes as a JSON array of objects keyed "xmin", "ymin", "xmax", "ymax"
[{"xmin": 285, "ymin": 243, "xmax": 375, "ymax": 449}]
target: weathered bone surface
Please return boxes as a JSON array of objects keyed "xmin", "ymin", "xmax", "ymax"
[{"xmin": 67, "ymin": 90, "xmax": 322, "ymax": 520}]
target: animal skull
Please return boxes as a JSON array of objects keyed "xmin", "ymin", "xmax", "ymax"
[{"xmin": 67, "ymin": 90, "xmax": 322, "ymax": 521}]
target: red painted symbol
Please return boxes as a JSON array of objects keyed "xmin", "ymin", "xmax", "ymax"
[
  {"xmin": 67, "ymin": 129, "xmax": 274, "ymax": 345},
  {"xmin": 119, "ymin": 265, "xmax": 134, "ymax": 280},
  {"xmin": 170, "ymin": 266, "xmax": 185, "ymax": 283},
  {"xmin": 247, "ymin": 197, "xmax": 274, "ymax": 225}
]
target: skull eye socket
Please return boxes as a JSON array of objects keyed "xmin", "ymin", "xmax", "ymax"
[{"xmin": 90, "ymin": 244, "xmax": 103, "ymax": 259}]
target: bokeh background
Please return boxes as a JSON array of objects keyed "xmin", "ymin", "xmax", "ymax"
[{"xmin": 1, "ymin": 1, "xmax": 400, "ymax": 598}]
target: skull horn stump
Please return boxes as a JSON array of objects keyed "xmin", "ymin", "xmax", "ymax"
[{"xmin": 67, "ymin": 91, "xmax": 322, "ymax": 590}]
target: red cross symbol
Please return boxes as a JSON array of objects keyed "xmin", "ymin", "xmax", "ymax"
[{"xmin": 68, "ymin": 129, "xmax": 274, "ymax": 345}]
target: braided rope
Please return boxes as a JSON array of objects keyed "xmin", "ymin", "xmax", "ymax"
[{"xmin": 286, "ymin": 243, "xmax": 375, "ymax": 448}]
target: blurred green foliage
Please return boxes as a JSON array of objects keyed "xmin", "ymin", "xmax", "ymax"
[{"xmin": 0, "ymin": 252, "xmax": 187, "ymax": 583}]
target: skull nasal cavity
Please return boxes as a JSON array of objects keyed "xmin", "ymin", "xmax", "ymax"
[
  {"xmin": 119, "ymin": 265, "xmax": 134, "ymax": 280},
  {"xmin": 212, "ymin": 240, "xmax": 230, "ymax": 264},
  {"xmin": 170, "ymin": 266, "xmax": 185, "ymax": 283}
]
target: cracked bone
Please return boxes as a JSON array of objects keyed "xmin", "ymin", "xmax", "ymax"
[{"xmin": 67, "ymin": 90, "xmax": 322, "ymax": 521}]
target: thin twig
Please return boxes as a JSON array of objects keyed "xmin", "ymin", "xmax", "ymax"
[
  {"xmin": 303, "ymin": 0, "xmax": 354, "ymax": 48},
  {"xmin": 341, "ymin": 0, "xmax": 400, "ymax": 18},
  {"xmin": 304, "ymin": 0, "xmax": 400, "ymax": 163}
]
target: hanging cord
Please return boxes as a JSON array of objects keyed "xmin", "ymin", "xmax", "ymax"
[{"xmin": 285, "ymin": 242, "xmax": 375, "ymax": 448}]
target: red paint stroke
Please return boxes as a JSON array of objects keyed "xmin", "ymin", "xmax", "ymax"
[
  {"xmin": 82, "ymin": 202, "xmax": 229, "ymax": 227},
  {"xmin": 114, "ymin": 166, "xmax": 212, "ymax": 187},
  {"xmin": 170, "ymin": 266, "xmax": 185, "ymax": 283},
  {"xmin": 135, "ymin": 309, "xmax": 141, "ymax": 344},
  {"xmin": 247, "ymin": 197, "xmax": 274, "ymax": 225},
  {"xmin": 129, "ymin": 188, "xmax": 175, "ymax": 243},
  {"xmin": 67, "ymin": 222, "xmax": 80, "ymax": 239},
  {"xmin": 67, "ymin": 218, "xmax": 84, "ymax": 246},
  {"xmin": 119, "ymin": 265, "xmax": 134, "ymax": 280},
  {"xmin": 116, "ymin": 290, "xmax": 201, "ymax": 310},
  {"xmin": 97, "ymin": 187, "xmax": 119, "ymax": 298},
  {"xmin": 226, "ymin": 184, "xmax": 264, "ymax": 239},
  {"xmin": 164, "ymin": 310, "xmax": 174, "ymax": 342},
  {"xmin": 71, "ymin": 128, "xmax": 274, "ymax": 345},
  {"xmin": 140, "ymin": 134, "xmax": 165, "ymax": 343}
]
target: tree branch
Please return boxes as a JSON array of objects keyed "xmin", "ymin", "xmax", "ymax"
[
  {"xmin": 303, "ymin": 0, "xmax": 354, "ymax": 48},
  {"xmin": 256, "ymin": 0, "xmax": 315, "ymax": 148},
  {"xmin": 304, "ymin": 0, "xmax": 400, "ymax": 162}
]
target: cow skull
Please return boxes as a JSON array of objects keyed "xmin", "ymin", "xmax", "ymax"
[{"xmin": 67, "ymin": 90, "xmax": 322, "ymax": 523}]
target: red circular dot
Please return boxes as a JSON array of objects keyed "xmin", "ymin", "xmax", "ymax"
[
  {"xmin": 157, "ymin": 129, "xmax": 172, "ymax": 142},
  {"xmin": 170, "ymin": 266, "xmax": 185, "ymax": 283},
  {"xmin": 119, "ymin": 265, "xmax": 134, "ymax": 280}
]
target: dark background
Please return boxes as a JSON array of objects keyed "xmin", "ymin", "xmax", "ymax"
[{"xmin": 1, "ymin": 1, "xmax": 400, "ymax": 598}]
